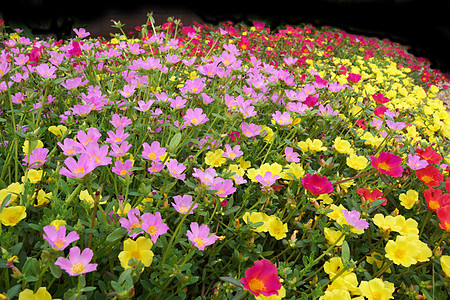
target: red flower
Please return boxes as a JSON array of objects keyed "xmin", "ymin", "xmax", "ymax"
[
  {"xmin": 437, "ymin": 206, "xmax": 450, "ymax": 232},
  {"xmin": 347, "ymin": 73, "xmax": 362, "ymax": 83},
  {"xmin": 373, "ymin": 106, "xmax": 388, "ymax": 118},
  {"xmin": 241, "ymin": 259, "xmax": 282, "ymax": 297},
  {"xmin": 372, "ymin": 93, "xmax": 390, "ymax": 104},
  {"xmin": 446, "ymin": 177, "xmax": 450, "ymax": 193},
  {"xmin": 415, "ymin": 165, "xmax": 444, "ymax": 187},
  {"xmin": 355, "ymin": 119, "xmax": 367, "ymax": 130},
  {"xmin": 423, "ymin": 188, "xmax": 450, "ymax": 211},
  {"xmin": 357, "ymin": 188, "xmax": 387, "ymax": 205},
  {"xmin": 302, "ymin": 173, "xmax": 333, "ymax": 195},
  {"xmin": 415, "ymin": 146, "xmax": 442, "ymax": 164},
  {"xmin": 370, "ymin": 152, "xmax": 404, "ymax": 177}
]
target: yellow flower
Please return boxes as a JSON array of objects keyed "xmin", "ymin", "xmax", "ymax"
[
  {"xmin": 48, "ymin": 125, "xmax": 68, "ymax": 138},
  {"xmin": 0, "ymin": 182, "xmax": 23, "ymax": 204},
  {"xmin": 79, "ymin": 190, "xmax": 106, "ymax": 208},
  {"xmin": 204, "ymin": 149, "xmax": 226, "ymax": 167},
  {"xmin": 22, "ymin": 140, "xmax": 44, "ymax": 155},
  {"xmin": 267, "ymin": 217, "xmax": 288, "ymax": 240},
  {"xmin": 327, "ymin": 204, "xmax": 346, "ymax": 221},
  {"xmin": 0, "ymin": 206, "xmax": 27, "ymax": 226},
  {"xmin": 317, "ymin": 193, "xmax": 333, "ymax": 204},
  {"xmin": 324, "ymin": 257, "xmax": 353, "ymax": 279},
  {"xmin": 385, "ymin": 235, "xmax": 418, "ymax": 267},
  {"xmin": 297, "ymin": 138, "xmax": 326, "ymax": 153},
  {"xmin": 34, "ymin": 190, "xmax": 52, "ymax": 207},
  {"xmin": 441, "ymin": 255, "xmax": 450, "ymax": 277},
  {"xmin": 50, "ymin": 220, "xmax": 67, "ymax": 230},
  {"xmin": 280, "ymin": 163, "xmax": 305, "ymax": 181},
  {"xmin": 255, "ymin": 286, "xmax": 286, "ymax": 300},
  {"xmin": 319, "ymin": 289, "xmax": 351, "ymax": 300},
  {"xmin": 359, "ymin": 278, "xmax": 395, "ymax": 300},
  {"xmin": 346, "ymin": 154, "xmax": 368, "ymax": 171},
  {"xmin": 326, "ymin": 272, "xmax": 359, "ymax": 294},
  {"xmin": 372, "ymin": 214, "xmax": 401, "ymax": 233},
  {"xmin": 18, "ymin": 287, "xmax": 54, "ymax": 300},
  {"xmin": 324, "ymin": 228, "xmax": 344, "ymax": 246},
  {"xmin": 237, "ymin": 157, "xmax": 251, "ymax": 170},
  {"xmin": 399, "ymin": 190, "xmax": 418, "ymax": 209},
  {"xmin": 118, "ymin": 236, "xmax": 154, "ymax": 269},
  {"xmin": 242, "ymin": 212, "xmax": 270, "ymax": 232},
  {"xmin": 22, "ymin": 169, "xmax": 43, "ymax": 184},
  {"xmin": 260, "ymin": 125, "xmax": 275, "ymax": 143},
  {"xmin": 361, "ymin": 131, "xmax": 383, "ymax": 148},
  {"xmin": 333, "ymin": 137, "xmax": 354, "ymax": 155}
]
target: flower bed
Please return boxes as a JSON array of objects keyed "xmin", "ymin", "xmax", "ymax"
[{"xmin": 1, "ymin": 16, "xmax": 450, "ymax": 299}]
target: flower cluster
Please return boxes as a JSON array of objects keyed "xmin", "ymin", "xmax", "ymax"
[{"xmin": 0, "ymin": 17, "xmax": 449, "ymax": 299}]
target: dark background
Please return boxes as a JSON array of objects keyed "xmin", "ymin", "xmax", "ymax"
[{"xmin": 1, "ymin": 0, "xmax": 450, "ymax": 73}]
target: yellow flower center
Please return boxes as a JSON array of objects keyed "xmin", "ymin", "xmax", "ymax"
[
  {"xmin": 377, "ymin": 162, "xmax": 390, "ymax": 171},
  {"xmin": 130, "ymin": 251, "xmax": 141, "ymax": 260},
  {"xmin": 67, "ymin": 148, "xmax": 75, "ymax": 155},
  {"xmin": 71, "ymin": 262, "xmax": 85, "ymax": 274},
  {"xmin": 217, "ymin": 189, "xmax": 225, "ymax": 195},
  {"xmin": 130, "ymin": 222, "xmax": 141, "ymax": 230},
  {"xmin": 54, "ymin": 238, "xmax": 65, "ymax": 249},
  {"xmin": 148, "ymin": 152, "xmax": 157, "ymax": 161},
  {"xmin": 421, "ymin": 175, "xmax": 433, "ymax": 184},
  {"xmin": 74, "ymin": 167, "xmax": 85, "ymax": 174},
  {"xmin": 191, "ymin": 118, "xmax": 199, "ymax": 125},
  {"xmin": 248, "ymin": 278, "xmax": 265, "ymax": 292},
  {"xmin": 179, "ymin": 206, "xmax": 188, "ymax": 213},
  {"xmin": 429, "ymin": 200, "xmax": 440, "ymax": 210},
  {"xmin": 194, "ymin": 237, "xmax": 206, "ymax": 248},
  {"xmin": 91, "ymin": 155, "xmax": 101, "ymax": 164},
  {"xmin": 120, "ymin": 169, "xmax": 128, "ymax": 176},
  {"xmin": 147, "ymin": 225, "xmax": 157, "ymax": 235}
]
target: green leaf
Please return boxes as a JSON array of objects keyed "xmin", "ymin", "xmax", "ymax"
[
  {"xmin": 7, "ymin": 284, "xmax": 21, "ymax": 299},
  {"xmin": 232, "ymin": 290, "xmax": 247, "ymax": 300},
  {"xmin": 22, "ymin": 257, "xmax": 40, "ymax": 276},
  {"xmin": 106, "ymin": 227, "xmax": 128, "ymax": 243},
  {"xmin": 341, "ymin": 241, "xmax": 350, "ymax": 262},
  {"xmin": 169, "ymin": 132, "xmax": 182, "ymax": 150},
  {"xmin": 220, "ymin": 276, "xmax": 243, "ymax": 287},
  {"xmin": 224, "ymin": 206, "xmax": 240, "ymax": 216},
  {"xmin": 111, "ymin": 281, "xmax": 123, "ymax": 292},
  {"xmin": 49, "ymin": 262, "xmax": 62, "ymax": 278}
]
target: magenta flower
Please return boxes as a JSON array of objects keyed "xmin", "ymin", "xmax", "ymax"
[
  {"xmin": 109, "ymin": 141, "xmax": 132, "ymax": 157},
  {"xmin": 254, "ymin": 172, "xmax": 280, "ymax": 187},
  {"xmin": 342, "ymin": 209, "xmax": 369, "ymax": 229},
  {"xmin": 142, "ymin": 212, "xmax": 169, "ymax": 242},
  {"xmin": 59, "ymin": 154, "xmax": 97, "ymax": 179},
  {"xmin": 35, "ymin": 63, "xmax": 57, "ymax": 79},
  {"xmin": 141, "ymin": 141, "xmax": 166, "ymax": 162},
  {"xmin": 183, "ymin": 108, "xmax": 209, "ymax": 126},
  {"xmin": 222, "ymin": 144, "xmax": 243, "ymax": 160},
  {"xmin": 186, "ymin": 222, "xmax": 217, "ymax": 251},
  {"xmin": 406, "ymin": 154, "xmax": 429, "ymax": 170},
  {"xmin": 55, "ymin": 246, "xmax": 97, "ymax": 276},
  {"xmin": 110, "ymin": 113, "xmax": 132, "ymax": 129},
  {"xmin": 284, "ymin": 146, "xmax": 300, "ymax": 163},
  {"xmin": 172, "ymin": 195, "xmax": 198, "ymax": 214},
  {"xmin": 112, "ymin": 160, "xmax": 133, "ymax": 177},
  {"xmin": 84, "ymin": 143, "xmax": 112, "ymax": 166},
  {"xmin": 241, "ymin": 122, "xmax": 261, "ymax": 138},
  {"xmin": 76, "ymin": 127, "xmax": 102, "ymax": 147},
  {"xmin": 302, "ymin": 173, "xmax": 334, "ymax": 195},
  {"xmin": 58, "ymin": 138, "xmax": 83, "ymax": 156},
  {"xmin": 43, "ymin": 225, "xmax": 79, "ymax": 251},
  {"xmin": 23, "ymin": 147, "xmax": 49, "ymax": 169},
  {"xmin": 167, "ymin": 158, "xmax": 186, "ymax": 181}
]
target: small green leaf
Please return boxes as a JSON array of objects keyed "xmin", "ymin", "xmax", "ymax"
[
  {"xmin": 106, "ymin": 227, "xmax": 128, "ymax": 243},
  {"xmin": 169, "ymin": 132, "xmax": 182, "ymax": 150},
  {"xmin": 341, "ymin": 241, "xmax": 350, "ymax": 262},
  {"xmin": 224, "ymin": 206, "xmax": 240, "ymax": 216},
  {"xmin": 220, "ymin": 276, "xmax": 243, "ymax": 287}
]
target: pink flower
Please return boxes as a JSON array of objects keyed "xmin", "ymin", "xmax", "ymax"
[
  {"xmin": 148, "ymin": 162, "xmax": 165, "ymax": 174},
  {"xmin": 406, "ymin": 154, "xmax": 428, "ymax": 170},
  {"xmin": 166, "ymin": 158, "xmax": 186, "ymax": 181},
  {"xmin": 73, "ymin": 28, "xmax": 90, "ymax": 38},
  {"xmin": 35, "ymin": 63, "xmax": 57, "ymax": 79},
  {"xmin": 284, "ymin": 146, "xmax": 300, "ymax": 163},
  {"xmin": 272, "ymin": 111, "xmax": 292, "ymax": 125},
  {"xmin": 134, "ymin": 100, "xmax": 155, "ymax": 112},
  {"xmin": 186, "ymin": 222, "xmax": 217, "ymax": 251},
  {"xmin": 109, "ymin": 141, "xmax": 132, "ymax": 157},
  {"xmin": 77, "ymin": 127, "xmax": 102, "ymax": 147},
  {"xmin": 141, "ymin": 141, "xmax": 166, "ymax": 162},
  {"xmin": 43, "ymin": 225, "xmax": 79, "ymax": 251},
  {"xmin": 119, "ymin": 84, "xmax": 136, "ymax": 98},
  {"xmin": 55, "ymin": 246, "xmax": 97, "ymax": 276},
  {"xmin": 183, "ymin": 108, "xmax": 209, "ymax": 126},
  {"xmin": 142, "ymin": 212, "xmax": 169, "ymax": 242},
  {"xmin": 58, "ymin": 138, "xmax": 83, "ymax": 156},
  {"xmin": 110, "ymin": 113, "xmax": 132, "ymax": 128},
  {"xmin": 342, "ymin": 209, "xmax": 369, "ymax": 229},
  {"xmin": 241, "ymin": 122, "xmax": 261, "ymax": 138},
  {"xmin": 120, "ymin": 209, "xmax": 146, "ymax": 238},
  {"xmin": 192, "ymin": 167, "xmax": 217, "ymax": 186},
  {"xmin": 83, "ymin": 143, "xmax": 112, "ymax": 166},
  {"xmin": 222, "ymin": 144, "xmax": 243, "ymax": 160},
  {"xmin": 172, "ymin": 195, "xmax": 198, "ymax": 214},
  {"xmin": 254, "ymin": 172, "xmax": 280, "ymax": 187},
  {"xmin": 61, "ymin": 77, "xmax": 88, "ymax": 90},
  {"xmin": 105, "ymin": 128, "xmax": 130, "ymax": 145},
  {"xmin": 67, "ymin": 41, "xmax": 83, "ymax": 57},
  {"xmin": 385, "ymin": 119, "xmax": 406, "ymax": 131},
  {"xmin": 112, "ymin": 160, "xmax": 133, "ymax": 177},
  {"xmin": 328, "ymin": 82, "xmax": 345, "ymax": 93},
  {"xmin": 180, "ymin": 77, "xmax": 206, "ymax": 94},
  {"xmin": 169, "ymin": 96, "xmax": 187, "ymax": 109},
  {"xmin": 23, "ymin": 147, "xmax": 49, "ymax": 169},
  {"xmin": 59, "ymin": 154, "xmax": 97, "ymax": 179},
  {"xmin": 209, "ymin": 178, "xmax": 236, "ymax": 201}
]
